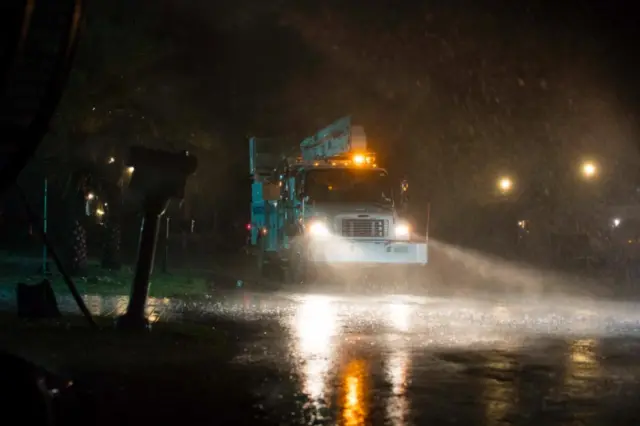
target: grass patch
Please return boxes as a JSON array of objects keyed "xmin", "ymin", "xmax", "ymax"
[
  {"xmin": 0, "ymin": 263, "xmax": 210, "ymax": 298},
  {"xmin": 60, "ymin": 269, "xmax": 210, "ymax": 298}
]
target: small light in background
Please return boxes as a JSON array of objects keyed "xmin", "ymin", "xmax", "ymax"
[
  {"xmin": 96, "ymin": 208, "xmax": 105, "ymax": 217},
  {"xmin": 581, "ymin": 161, "xmax": 597, "ymax": 179},
  {"xmin": 127, "ymin": 166, "xmax": 135, "ymax": 174},
  {"xmin": 108, "ymin": 157, "xmax": 115, "ymax": 164},
  {"xmin": 498, "ymin": 177, "xmax": 513, "ymax": 194},
  {"xmin": 613, "ymin": 218, "xmax": 621, "ymax": 228},
  {"xmin": 86, "ymin": 192, "xmax": 95, "ymax": 200}
]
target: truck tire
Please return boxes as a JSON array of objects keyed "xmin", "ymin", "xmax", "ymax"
[
  {"xmin": 285, "ymin": 240, "xmax": 312, "ymax": 286},
  {"xmin": 286, "ymin": 250, "xmax": 306, "ymax": 285},
  {"xmin": 256, "ymin": 236, "xmax": 266, "ymax": 284}
]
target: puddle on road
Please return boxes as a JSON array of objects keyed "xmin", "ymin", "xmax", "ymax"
[{"xmin": 5, "ymin": 287, "xmax": 640, "ymax": 424}]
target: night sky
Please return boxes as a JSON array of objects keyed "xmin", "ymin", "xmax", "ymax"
[{"xmin": 46, "ymin": 0, "xmax": 640, "ymax": 231}]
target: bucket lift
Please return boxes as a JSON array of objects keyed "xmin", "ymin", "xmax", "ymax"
[{"xmin": 299, "ymin": 116, "xmax": 368, "ymax": 161}]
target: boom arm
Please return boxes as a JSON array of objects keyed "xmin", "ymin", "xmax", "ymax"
[{"xmin": 300, "ymin": 116, "xmax": 368, "ymax": 161}]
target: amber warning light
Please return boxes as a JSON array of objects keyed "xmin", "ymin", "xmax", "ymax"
[{"xmin": 351, "ymin": 153, "xmax": 375, "ymax": 166}]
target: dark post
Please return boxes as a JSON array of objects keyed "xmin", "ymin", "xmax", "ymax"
[
  {"xmin": 162, "ymin": 216, "xmax": 170, "ymax": 273},
  {"xmin": 187, "ymin": 219, "xmax": 195, "ymax": 283},
  {"xmin": 116, "ymin": 148, "xmax": 197, "ymax": 331},
  {"xmin": 119, "ymin": 198, "xmax": 167, "ymax": 329}
]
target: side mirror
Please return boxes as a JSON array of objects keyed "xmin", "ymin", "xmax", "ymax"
[
  {"xmin": 399, "ymin": 179, "xmax": 409, "ymax": 212},
  {"xmin": 400, "ymin": 179, "xmax": 409, "ymax": 195}
]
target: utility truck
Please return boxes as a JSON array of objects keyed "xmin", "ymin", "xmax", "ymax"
[{"xmin": 248, "ymin": 117, "xmax": 428, "ymax": 285}]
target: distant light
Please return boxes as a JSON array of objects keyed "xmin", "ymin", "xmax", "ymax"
[
  {"xmin": 96, "ymin": 208, "xmax": 105, "ymax": 216},
  {"xmin": 108, "ymin": 157, "xmax": 115, "ymax": 164},
  {"xmin": 581, "ymin": 161, "xmax": 597, "ymax": 178},
  {"xmin": 127, "ymin": 166, "xmax": 135, "ymax": 174},
  {"xmin": 86, "ymin": 192, "xmax": 95, "ymax": 200},
  {"xmin": 498, "ymin": 177, "xmax": 513, "ymax": 193},
  {"xmin": 613, "ymin": 218, "xmax": 621, "ymax": 228}
]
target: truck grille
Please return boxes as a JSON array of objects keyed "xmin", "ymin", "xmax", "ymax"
[{"xmin": 341, "ymin": 219, "xmax": 388, "ymax": 238}]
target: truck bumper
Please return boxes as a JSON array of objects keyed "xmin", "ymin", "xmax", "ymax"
[{"xmin": 306, "ymin": 239, "xmax": 428, "ymax": 266}]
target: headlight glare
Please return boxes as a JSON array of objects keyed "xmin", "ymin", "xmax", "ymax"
[
  {"xmin": 308, "ymin": 221, "xmax": 330, "ymax": 237},
  {"xmin": 395, "ymin": 223, "xmax": 410, "ymax": 238}
]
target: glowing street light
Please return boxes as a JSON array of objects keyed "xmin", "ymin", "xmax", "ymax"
[
  {"xmin": 497, "ymin": 177, "xmax": 513, "ymax": 194},
  {"xmin": 581, "ymin": 161, "xmax": 597, "ymax": 179},
  {"xmin": 613, "ymin": 217, "xmax": 621, "ymax": 228},
  {"xmin": 126, "ymin": 166, "xmax": 135, "ymax": 174}
]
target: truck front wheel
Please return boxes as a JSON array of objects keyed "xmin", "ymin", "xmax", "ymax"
[
  {"xmin": 256, "ymin": 236, "xmax": 267, "ymax": 284},
  {"xmin": 286, "ymin": 250, "xmax": 306, "ymax": 285},
  {"xmin": 285, "ymin": 241, "xmax": 315, "ymax": 286}
]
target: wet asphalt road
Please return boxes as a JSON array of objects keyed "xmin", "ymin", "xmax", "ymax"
[
  {"xmin": 10, "ymin": 288, "xmax": 640, "ymax": 425},
  {"xmin": 225, "ymin": 292, "xmax": 640, "ymax": 425}
]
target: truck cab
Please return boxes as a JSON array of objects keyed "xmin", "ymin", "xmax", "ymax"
[{"xmin": 249, "ymin": 117, "xmax": 428, "ymax": 285}]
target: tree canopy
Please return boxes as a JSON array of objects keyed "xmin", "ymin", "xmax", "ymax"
[{"xmin": 30, "ymin": 1, "xmax": 640, "ymax": 231}]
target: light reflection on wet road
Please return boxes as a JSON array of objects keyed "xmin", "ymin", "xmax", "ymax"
[{"xmin": 5, "ymin": 289, "xmax": 640, "ymax": 424}]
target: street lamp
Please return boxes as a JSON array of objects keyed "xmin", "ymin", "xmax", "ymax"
[
  {"xmin": 581, "ymin": 161, "xmax": 597, "ymax": 179},
  {"xmin": 497, "ymin": 176, "xmax": 513, "ymax": 194}
]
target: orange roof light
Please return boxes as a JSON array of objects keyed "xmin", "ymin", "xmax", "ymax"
[{"xmin": 353, "ymin": 154, "xmax": 366, "ymax": 165}]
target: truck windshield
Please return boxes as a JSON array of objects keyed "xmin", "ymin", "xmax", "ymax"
[{"xmin": 305, "ymin": 168, "xmax": 392, "ymax": 204}]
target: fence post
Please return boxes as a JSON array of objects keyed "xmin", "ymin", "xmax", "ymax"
[{"xmin": 42, "ymin": 178, "xmax": 48, "ymax": 276}]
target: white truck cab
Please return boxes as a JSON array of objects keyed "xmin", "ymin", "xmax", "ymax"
[{"xmin": 249, "ymin": 117, "xmax": 427, "ymax": 285}]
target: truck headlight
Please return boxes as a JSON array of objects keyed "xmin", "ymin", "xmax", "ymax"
[
  {"xmin": 395, "ymin": 223, "xmax": 410, "ymax": 238},
  {"xmin": 308, "ymin": 220, "xmax": 330, "ymax": 237}
]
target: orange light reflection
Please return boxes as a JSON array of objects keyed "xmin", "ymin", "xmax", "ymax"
[{"xmin": 341, "ymin": 359, "xmax": 368, "ymax": 426}]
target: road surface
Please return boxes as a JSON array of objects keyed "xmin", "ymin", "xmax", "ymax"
[{"xmin": 8, "ymin": 287, "xmax": 639, "ymax": 425}]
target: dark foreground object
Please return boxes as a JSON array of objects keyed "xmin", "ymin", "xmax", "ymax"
[
  {"xmin": 17, "ymin": 280, "xmax": 61, "ymax": 318},
  {"xmin": 117, "ymin": 148, "xmax": 197, "ymax": 330},
  {"xmin": 0, "ymin": 352, "xmax": 56, "ymax": 426}
]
